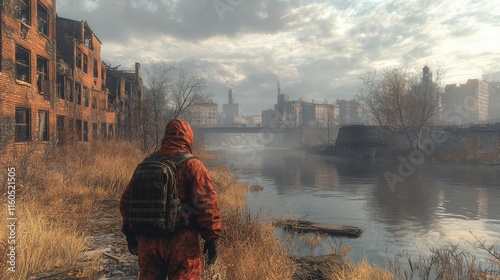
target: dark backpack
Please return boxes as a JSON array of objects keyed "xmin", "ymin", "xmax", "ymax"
[{"xmin": 127, "ymin": 152, "xmax": 195, "ymax": 235}]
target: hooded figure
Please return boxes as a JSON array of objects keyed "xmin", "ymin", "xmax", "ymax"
[{"xmin": 120, "ymin": 118, "xmax": 221, "ymax": 280}]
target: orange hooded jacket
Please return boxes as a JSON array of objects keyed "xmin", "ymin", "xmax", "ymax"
[{"xmin": 120, "ymin": 118, "xmax": 221, "ymax": 241}]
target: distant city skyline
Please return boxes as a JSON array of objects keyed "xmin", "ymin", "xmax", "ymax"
[{"xmin": 57, "ymin": 0, "xmax": 500, "ymax": 115}]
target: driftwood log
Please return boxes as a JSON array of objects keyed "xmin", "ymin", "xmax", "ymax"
[{"xmin": 273, "ymin": 219, "xmax": 362, "ymax": 238}]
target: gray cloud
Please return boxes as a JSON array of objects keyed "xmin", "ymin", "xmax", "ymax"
[{"xmin": 57, "ymin": 0, "xmax": 500, "ymax": 114}]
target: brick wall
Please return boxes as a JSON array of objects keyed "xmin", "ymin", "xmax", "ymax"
[{"xmin": 1, "ymin": 0, "xmax": 117, "ymax": 156}]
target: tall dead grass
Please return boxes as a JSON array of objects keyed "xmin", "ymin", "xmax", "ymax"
[
  {"xmin": 439, "ymin": 134, "xmax": 500, "ymax": 163},
  {"xmin": 0, "ymin": 141, "xmax": 145, "ymax": 279},
  {"xmin": 203, "ymin": 209, "xmax": 296, "ymax": 280}
]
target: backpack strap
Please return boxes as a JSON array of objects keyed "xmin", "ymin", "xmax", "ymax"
[
  {"xmin": 169, "ymin": 152, "xmax": 196, "ymax": 166},
  {"xmin": 146, "ymin": 151, "xmax": 196, "ymax": 166}
]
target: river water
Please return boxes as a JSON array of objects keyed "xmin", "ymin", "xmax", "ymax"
[{"xmin": 207, "ymin": 142, "xmax": 500, "ymax": 271}]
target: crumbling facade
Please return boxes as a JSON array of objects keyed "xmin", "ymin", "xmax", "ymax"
[
  {"xmin": 0, "ymin": 0, "xmax": 141, "ymax": 155},
  {"xmin": 106, "ymin": 62, "xmax": 143, "ymax": 139},
  {"xmin": 55, "ymin": 17, "xmax": 116, "ymax": 143},
  {"xmin": 0, "ymin": 0, "xmax": 58, "ymax": 151}
]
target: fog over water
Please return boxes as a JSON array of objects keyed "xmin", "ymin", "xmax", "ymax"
[{"xmin": 206, "ymin": 138, "xmax": 500, "ymax": 269}]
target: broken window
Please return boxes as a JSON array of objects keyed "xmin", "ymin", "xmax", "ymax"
[
  {"xmin": 66, "ymin": 78, "xmax": 73, "ymax": 102},
  {"xmin": 15, "ymin": 45, "xmax": 30, "ymax": 83},
  {"xmin": 83, "ymin": 54, "xmax": 88, "ymax": 74},
  {"xmin": 84, "ymin": 25, "xmax": 93, "ymax": 50},
  {"xmin": 76, "ymin": 49, "xmax": 82, "ymax": 70},
  {"xmin": 57, "ymin": 74, "xmax": 64, "ymax": 99},
  {"xmin": 75, "ymin": 82, "xmax": 81, "ymax": 105},
  {"xmin": 76, "ymin": 119, "xmax": 82, "ymax": 141},
  {"xmin": 15, "ymin": 108, "xmax": 31, "ymax": 142},
  {"xmin": 83, "ymin": 121, "xmax": 88, "ymax": 142},
  {"xmin": 38, "ymin": 111, "xmax": 49, "ymax": 141},
  {"xmin": 101, "ymin": 123, "xmax": 107, "ymax": 140},
  {"xmin": 108, "ymin": 124, "xmax": 114, "ymax": 140},
  {"xmin": 93, "ymin": 59, "xmax": 98, "ymax": 78},
  {"xmin": 57, "ymin": 115, "xmax": 65, "ymax": 145},
  {"xmin": 36, "ymin": 56, "xmax": 48, "ymax": 94},
  {"xmin": 92, "ymin": 123, "xmax": 98, "ymax": 139},
  {"xmin": 92, "ymin": 94, "xmax": 97, "ymax": 109},
  {"xmin": 37, "ymin": 2, "xmax": 49, "ymax": 36},
  {"xmin": 18, "ymin": 0, "xmax": 31, "ymax": 25},
  {"xmin": 83, "ymin": 86, "xmax": 89, "ymax": 107}
]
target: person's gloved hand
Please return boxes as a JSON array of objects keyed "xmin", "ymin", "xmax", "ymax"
[
  {"xmin": 127, "ymin": 236, "xmax": 138, "ymax": 256},
  {"xmin": 203, "ymin": 240, "xmax": 217, "ymax": 265}
]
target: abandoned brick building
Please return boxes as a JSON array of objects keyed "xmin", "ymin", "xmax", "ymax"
[{"xmin": 0, "ymin": 0, "xmax": 142, "ymax": 155}]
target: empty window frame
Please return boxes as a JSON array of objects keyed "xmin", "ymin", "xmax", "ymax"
[
  {"xmin": 83, "ymin": 86, "xmax": 89, "ymax": 107},
  {"xmin": 76, "ymin": 49, "xmax": 82, "ymax": 70},
  {"xmin": 93, "ymin": 59, "xmax": 98, "ymax": 78},
  {"xmin": 101, "ymin": 123, "xmax": 107, "ymax": 139},
  {"xmin": 15, "ymin": 108, "xmax": 31, "ymax": 142},
  {"xmin": 15, "ymin": 45, "xmax": 30, "ymax": 83},
  {"xmin": 83, "ymin": 54, "xmax": 88, "ymax": 74},
  {"xmin": 37, "ymin": 55, "xmax": 48, "ymax": 93},
  {"xmin": 38, "ymin": 111, "xmax": 49, "ymax": 141},
  {"xmin": 91, "ymin": 92, "xmax": 97, "ymax": 109},
  {"xmin": 37, "ymin": 2, "xmax": 49, "ymax": 36},
  {"xmin": 92, "ymin": 123, "xmax": 98, "ymax": 139},
  {"xmin": 19, "ymin": 0, "xmax": 31, "ymax": 25},
  {"xmin": 84, "ymin": 26, "xmax": 93, "ymax": 50},
  {"xmin": 108, "ymin": 124, "xmax": 114, "ymax": 140},
  {"xmin": 57, "ymin": 75, "xmax": 64, "ymax": 99},
  {"xmin": 75, "ymin": 83, "xmax": 82, "ymax": 105},
  {"xmin": 66, "ymin": 78, "xmax": 73, "ymax": 102},
  {"xmin": 76, "ymin": 119, "xmax": 82, "ymax": 141},
  {"xmin": 83, "ymin": 121, "xmax": 88, "ymax": 142}
]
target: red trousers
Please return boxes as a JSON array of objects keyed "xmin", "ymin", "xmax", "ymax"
[{"xmin": 138, "ymin": 230, "xmax": 201, "ymax": 280}]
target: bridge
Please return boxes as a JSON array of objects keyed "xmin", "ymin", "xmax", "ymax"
[{"xmin": 194, "ymin": 127, "xmax": 297, "ymax": 133}]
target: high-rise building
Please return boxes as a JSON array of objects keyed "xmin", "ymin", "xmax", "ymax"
[
  {"xmin": 488, "ymin": 82, "xmax": 500, "ymax": 122},
  {"xmin": 222, "ymin": 89, "xmax": 242, "ymax": 125},
  {"xmin": 442, "ymin": 79, "xmax": 489, "ymax": 124},
  {"xmin": 337, "ymin": 99, "xmax": 365, "ymax": 125},
  {"xmin": 182, "ymin": 102, "xmax": 219, "ymax": 127}
]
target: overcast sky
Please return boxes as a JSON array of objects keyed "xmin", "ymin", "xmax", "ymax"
[{"xmin": 56, "ymin": 0, "xmax": 500, "ymax": 115}]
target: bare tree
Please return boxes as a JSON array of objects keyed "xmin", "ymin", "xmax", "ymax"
[
  {"xmin": 143, "ymin": 62, "xmax": 176, "ymax": 146},
  {"xmin": 359, "ymin": 67, "xmax": 442, "ymax": 150},
  {"xmin": 136, "ymin": 63, "xmax": 213, "ymax": 150},
  {"xmin": 170, "ymin": 69, "xmax": 211, "ymax": 119}
]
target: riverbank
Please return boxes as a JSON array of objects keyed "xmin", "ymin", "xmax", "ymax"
[{"xmin": 2, "ymin": 141, "xmax": 497, "ymax": 279}]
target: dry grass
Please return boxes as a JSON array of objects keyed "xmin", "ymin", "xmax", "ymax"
[
  {"xmin": 203, "ymin": 209, "xmax": 296, "ymax": 280},
  {"xmin": 330, "ymin": 258, "xmax": 393, "ymax": 280},
  {"xmin": 8, "ymin": 205, "xmax": 86, "ymax": 280},
  {"xmin": 392, "ymin": 245, "xmax": 500, "ymax": 280},
  {"xmin": 210, "ymin": 165, "xmax": 248, "ymax": 213},
  {"xmin": 0, "ymin": 141, "xmax": 145, "ymax": 279},
  {"xmin": 438, "ymin": 134, "xmax": 500, "ymax": 163},
  {"xmin": 3, "ymin": 140, "xmax": 497, "ymax": 280}
]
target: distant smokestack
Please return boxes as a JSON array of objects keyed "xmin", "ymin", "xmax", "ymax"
[
  {"xmin": 135, "ymin": 62, "xmax": 141, "ymax": 87},
  {"xmin": 228, "ymin": 89, "xmax": 234, "ymax": 104}
]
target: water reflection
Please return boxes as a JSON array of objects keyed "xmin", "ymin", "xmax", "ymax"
[{"xmin": 209, "ymin": 147, "xmax": 500, "ymax": 264}]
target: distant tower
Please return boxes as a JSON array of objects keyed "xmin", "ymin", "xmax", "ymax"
[
  {"xmin": 228, "ymin": 89, "xmax": 234, "ymax": 104},
  {"xmin": 423, "ymin": 65, "xmax": 432, "ymax": 83}
]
